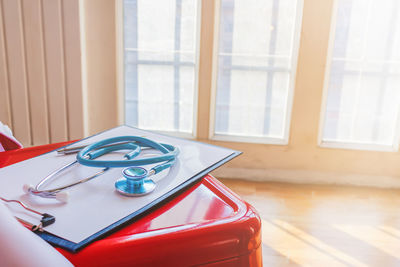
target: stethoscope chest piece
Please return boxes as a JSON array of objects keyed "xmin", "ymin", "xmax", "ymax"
[{"xmin": 115, "ymin": 167, "xmax": 156, "ymax": 196}]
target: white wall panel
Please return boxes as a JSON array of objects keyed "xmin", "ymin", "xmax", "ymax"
[
  {"xmin": 42, "ymin": 0, "xmax": 68, "ymax": 143},
  {"xmin": 62, "ymin": 0, "xmax": 84, "ymax": 140},
  {"xmin": 21, "ymin": 0, "xmax": 50, "ymax": 145},
  {"xmin": 0, "ymin": 0, "xmax": 12, "ymax": 128},
  {"xmin": 0, "ymin": 0, "xmax": 84, "ymax": 146},
  {"xmin": 1, "ymin": 0, "xmax": 31, "ymax": 146}
]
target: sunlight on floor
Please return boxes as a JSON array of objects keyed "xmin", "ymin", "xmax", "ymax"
[
  {"xmin": 220, "ymin": 179, "xmax": 400, "ymax": 267},
  {"xmin": 334, "ymin": 224, "xmax": 400, "ymax": 260},
  {"xmin": 262, "ymin": 219, "xmax": 368, "ymax": 267}
]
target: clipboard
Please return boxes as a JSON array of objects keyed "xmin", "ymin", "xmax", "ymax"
[{"xmin": 0, "ymin": 125, "xmax": 240, "ymax": 252}]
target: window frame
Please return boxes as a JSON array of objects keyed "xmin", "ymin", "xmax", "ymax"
[
  {"xmin": 115, "ymin": 0, "xmax": 400, "ymax": 186},
  {"xmin": 208, "ymin": 0, "xmax": 305, "ymax": 145},
  {"xmin": 117, "ymin": 0, "xmax": 202, "ymax": 139},
  {"xmin": 118, "ymin": 0, "xmax": 305, "ymax": 144}
]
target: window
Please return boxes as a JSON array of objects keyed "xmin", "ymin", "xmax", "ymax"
[
  {"xmin": 212, "ymin": 0, "xmax": 303, "ymax": 143},
  {"xmin": 123, "ymin": 0, "xmax": 199, "ymax": 134},
  {"xmin": 115, "ymin": 0, "xmax": 400, "ymax": 183},
  {"xmin": 321, "ymin": 0, "xmax": 400, "ymax": 150}
]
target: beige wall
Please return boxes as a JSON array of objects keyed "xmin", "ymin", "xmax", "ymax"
[{"xmin": 81, "ymin": 0, "xmax": 119, "ymax": 136}]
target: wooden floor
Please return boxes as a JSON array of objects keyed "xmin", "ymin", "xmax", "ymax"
[{"xmin": 219, "ymin": 179, "xmax": 400, "ymax": 267}]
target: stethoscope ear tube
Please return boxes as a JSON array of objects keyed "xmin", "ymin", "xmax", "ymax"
[
  {"xmin": 86, "ymin": 143, "xmax": 139, "ymax": 160},
  {"xmin": 151, "ymin": 159, "xmax": 176, "ymax": 174},
  {"xmin": 77, "ymin": 136, "xmax": 179, "ymax": 168}
]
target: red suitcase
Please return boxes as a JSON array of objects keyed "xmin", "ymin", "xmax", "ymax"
[{"xmin": 0, "ymin": 142, "xmax": 262, "ymax": 267}]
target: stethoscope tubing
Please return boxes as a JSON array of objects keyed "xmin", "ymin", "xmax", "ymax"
[
  {"xmin": 31, "ymin": 160, "xmax": 109, "ymax": 197},
  {"xmin": 77, "ymin": 136, "xmax": 178, "ymax": 168},
  {"xmin": 26, "ymin": 136, "xmax": 179, "ymax": 200}
]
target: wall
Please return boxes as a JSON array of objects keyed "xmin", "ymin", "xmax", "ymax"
[
  {"xmin": 0, "ymin": 0, "xmax": 85, "ymax": 146},
  {"xmin": 0, "ymin": 0, "xmax": 120, "ymax": 145},
  {"xmin": 210, "ymin": 0, "xmax": 400, "ymax": 188},
  {"xmin": 80, "ymin": 0, "xmax": 119, "ymax": 136},
  {"xmin": 2, "ymin": 0, "xmax": 399, "ymax": 187}
]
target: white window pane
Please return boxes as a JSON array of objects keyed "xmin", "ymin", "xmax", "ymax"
[
  {"xmin": 322, "ymin": 0, "xmax": 400, "ymax": 148},
  {"xmin": 179, "ymin": 67, "xmax": 195, "ymax": 131},
  {"xmin": 137, "ymin": 1, "xmax": 175, "ymax": 61},
  {"xmin": 214, "ymin": 0, "xmax": 301, "ymax": 141},
  {"xmin": 124, "ymin": 0, "xmax": 198, "ymax": 133},
  {"xmin": 137, "ymin": 65, "xmax": 174, "ymax": 130}
]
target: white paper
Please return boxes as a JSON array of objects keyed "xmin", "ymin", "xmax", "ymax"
[{"xmin": 0, "ymin": 126, "xmax": 236, "ymax": 243}]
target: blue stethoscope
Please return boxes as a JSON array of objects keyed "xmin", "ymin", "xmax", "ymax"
[{"xmin": 23, "ymin": 136, "xmax": 179, "ymax": 202}]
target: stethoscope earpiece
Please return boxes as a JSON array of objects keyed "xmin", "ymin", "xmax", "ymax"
[
  {"xmin": 115, "ymin": 167, "xmax": 156, "ymax": 196},
  {"xmin": 23, "ymin": 184, "xmax": 34, "ymax": 194},
  {"xmin": 23, "ymin": 183, "xmax": 69, "ymax": 202}
]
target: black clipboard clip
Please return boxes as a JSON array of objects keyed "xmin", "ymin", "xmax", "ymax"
[{"xmin": 0, "ymin": 197, "xmax": 55, "ymax": 231}]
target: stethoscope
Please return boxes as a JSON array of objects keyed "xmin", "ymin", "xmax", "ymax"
[{"xmin": 23, "ymin": 136, "xmax": 179, "ymax": 202}]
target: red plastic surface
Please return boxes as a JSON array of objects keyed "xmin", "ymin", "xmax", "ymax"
[{"xmin": 0, "ymin": 142, "xmax": 262, "ymax": 267}]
